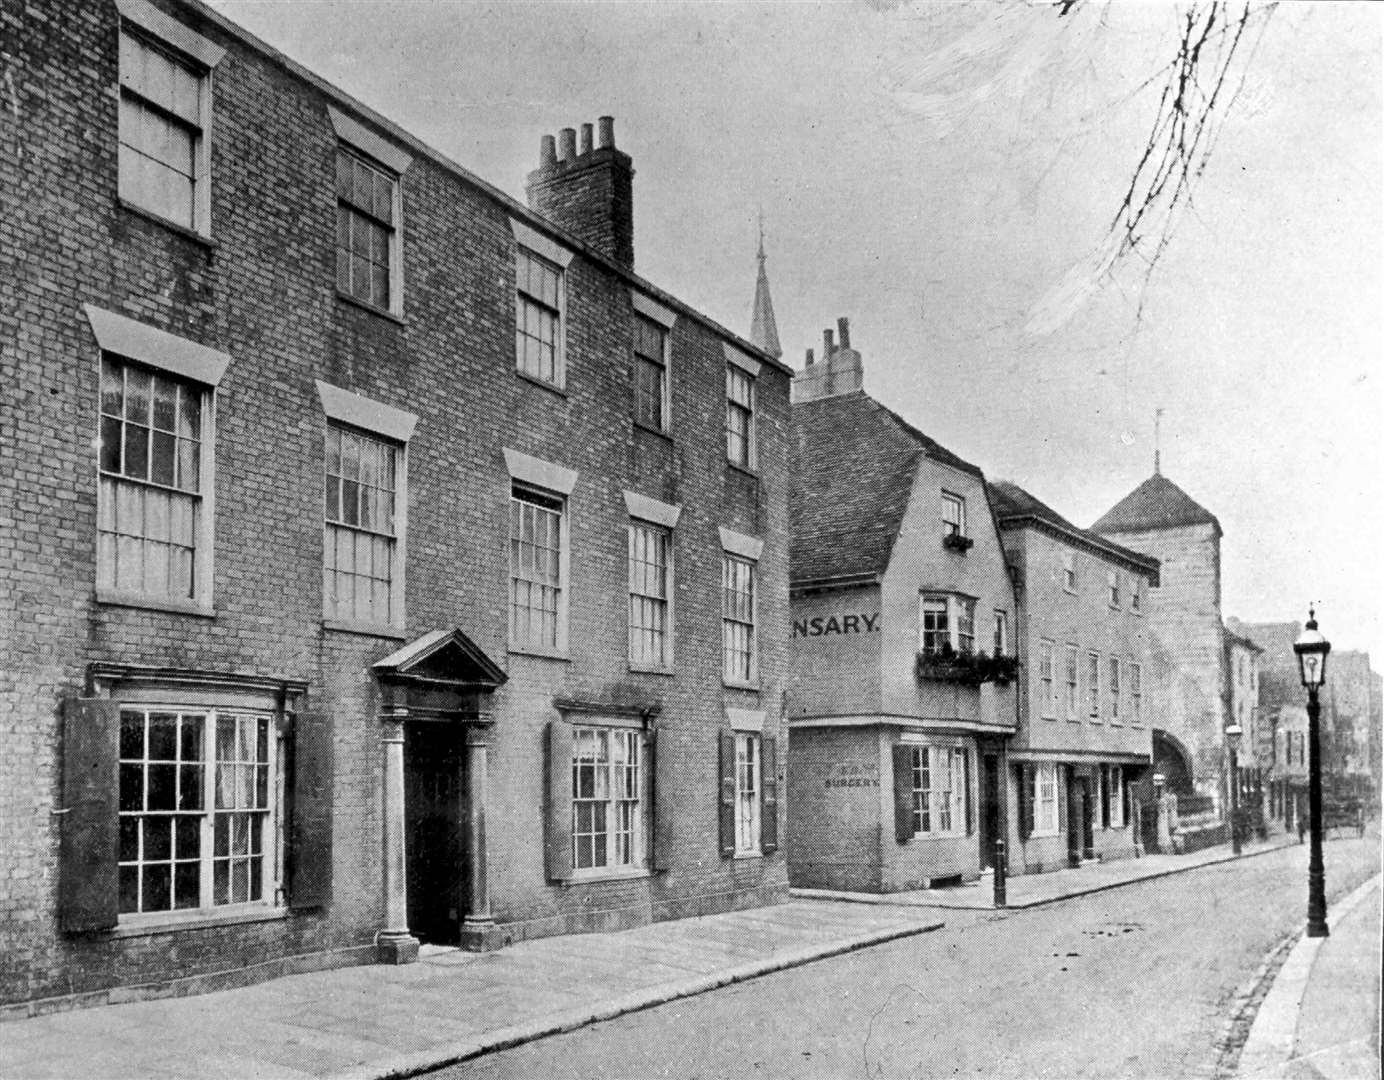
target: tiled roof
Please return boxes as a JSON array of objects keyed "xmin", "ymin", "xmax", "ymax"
[
  {"xmin": 1091, "ymin": 473, "xmax": 1221, "ymax": 536},
  {"xmin": 790, "ymin": 391, "xmax": 981, "ymax": 585},
  {"xmin": 989, "ymin": 479, "xmax": 1159, "ymax": 575}
]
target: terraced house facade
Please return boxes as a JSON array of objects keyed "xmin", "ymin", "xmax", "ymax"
[{"xmin": 1, "ymin": 0, "xmax": 791, "ymax": 1012}]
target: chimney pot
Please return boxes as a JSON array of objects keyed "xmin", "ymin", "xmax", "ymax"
[
  {"xmin": 598, "ymin": 115, "xmax": 615, "ymax": 149},
  {"xmin": 558, "ymin": 127, "xmax": 577, "ymax": 162},
  {"xmin": 805, "ymin": 348, "xmax": 815, "ymax": 367},
  {"xmin": 823, "ymin": 328, "xmax": 835, "ymax": 357},
  {"xmin": 539, "ymin": 134, "xmax": 556, "ymax": 168},
  {"xmin": 580, "ymin": 123, "xmax": 593, "ymax": 156},
  {"xmin": 837, "ymin": 317, "xmax": 850, "ymax": 350}
]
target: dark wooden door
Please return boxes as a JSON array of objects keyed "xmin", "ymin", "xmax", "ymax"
[
  {"xmin": 979, "ymin": 754, "xmax": 1001, "ymax": 870},
  {"xmin": 1080, "ymin": 777, "xmax": 1095, "ymax": 859},
  {"xmin": 1066, "ymin": 766, "xmax": 1082, "ymax": 867},
  {"xmin": 405, "ymin": 723, "xmax": 464, "ymax": 945}
]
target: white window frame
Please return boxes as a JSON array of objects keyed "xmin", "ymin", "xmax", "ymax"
[
  {"xmin": 992, "ymin": 610, "xmax": 1008, "ymax": 656},
  {"xmin": 116, "ymin": 2, "xmax": 224, "ymax": 237},
  {"xmin": 1064, "ymin": 644, "xmax": 1080, "ymax": 721},
  {"xmin": 734, "ymin": 732, "xmax": 762, "ymax": 855},
  {"xmin": 1062, "ymin": 552, "xmax": 1077, "ymax": 594},
  {"xmin": 315, "ymin": 382, "xmax": 416, "ymax": 633},
  {"xmin": 115, "ymin": 697, "xmax": 288, "ymax": 926},
  {"xmin": 941, "ymin": 491, "xmax": 967, "ymax": 538},
  {"xmin": 720, "ymin": 528, "xmax": 762, "ymax": 687},
  {"xmin": 909, "ymin": 742, "xmax": 968, "ymax": 838},
  {"xmin": 329, "ymin": 107, "xmax": 411, "ymax": 318},
  {"xmin": 628, "ymin": 519, "xmax": 673, "ymax": 671},
  {"xmin": 1109, "ymin": 766, "xmax": 1125, "ymax": 828},
  {"xmin": 1130, "ymin": 661, "xmax": 1143, "ymax": 726},
  {"xmin": 1038, "ymin": 640, "xmax": 1057, "ymax": 719},
  {"xmin": 1130, "ymin": 577, "xmax": 1142, "ymax": 614},
  {"xmin": 725, "ymin": 364, "xmax": 757, "ymax": 471},
  {"xmin": 632, "ymin": 292, "xmax": 677, "ymax": 433},
  {"xmin": 515, "ymin": 246, "xmax": 566, "ymax": 388},
  {"xmin": 1108, "ymin": 656, "xmax": 1121, "ymax": 722},
  {"xmin": 1087, "ymin": 651, "xmax": 1101, "ymax": 720},
  {"xmin": 504, "ymin": 450, "xmax": 578, "ymax": 657},
  {"xmin": 1108, "ymin": 570, "xmax": 1121, "ymax": 609},
  {"xmin": 570, "ymin": 724, "xmax": 645, "ymax": 876},
  {"xmin": 918, "ymin": 593, "xmax": 978, "ymax": 656},
  {"xmin": 1033, "ymin": 762, "xmax": 1060, "ymax": 836},
  {"xmin": 88, "ymin": 306, "xmax": 227, "ymax": 616},
  {"xmin": 509, "ymin": 484, "xmax": 569, "ymax": 656}
]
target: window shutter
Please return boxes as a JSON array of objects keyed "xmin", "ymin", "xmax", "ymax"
[
  {"xmin": 760, "ymin": 736, "xmax": 778, "ymax": 854},
  {"xmin": 1100, "ymin": 765, "xmax": 1111, "ymax": 828},
  {"xmin": 1017, "ymin": 764, "xmax": 1033, "ymax": 840},
  {"xmin": 1122, "ymin": 774, "xmax": 1133, "ymax": 826},
  {"xmin": 60, "ymin": 697, "xmax": 120, "ymax": 933},
  {"xmin": 289, "ymin": 710, "xmax": 334, "ymax": 910},
  {"xmin": 892, "ymin": 743, "xmax": 914, "ymax": 843},
  {"xmin": 650, "ymin": 728, "xmax": 673, "ymax": 871},
  {"xmin": 546, "ymin": 720, "xmax": 573, "ymax": 881},
  {"xmin": 718, "ymin": 731, "xmax": 736, "ymax": 857},
  {"xmin": 963, "ymin": 748, "xmax": 974, "ymax": 836}
]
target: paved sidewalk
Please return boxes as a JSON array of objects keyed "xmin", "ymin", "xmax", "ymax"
[
  {"xmin": 793, "ymin": 832, "xmax": 1297, "ymax": 910},
  {"xmin": 1235, "ymin": 874, "xmax": 1382, "ymax": 1080},
  {"xmin": 0, "ymin": 900, "xmax": 946, "ymax": 1080}
]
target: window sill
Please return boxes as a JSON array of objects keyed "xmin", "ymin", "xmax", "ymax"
[
  {"xmin": 509, "ymin": 644, "xmax": 571, "ymax": 662},
  {"xmin": 1109, "ymin": 720, "xmax": 1124, "ymax": 727},
  {"xmin": 1063, "ymin": 587, "xmax": 1078, "ymax": 596},
  {"xmin": 726, "ymin": 461, "xmax": 759, "ymax": 480},
  {"xmin": 563, "ymin": 867, "xmax": 652, "ymax": 886},
  {"xmin": 96, "ymin": 589, "xmax": 214, "ymax": 618},
  {"xmin": 323, "ymin": 618, "xmax": 407, "ymax": 640},
  {"xmin": 116, "ymin": 198, "xmax": 216, "ymax": 250},
  {"xmin": 722, "ymin": 678, "xmax": 761, "ymax": 693},
  {"xmin": 733, "ymin": 850, "xmax": 763, "ymax": 861},
  {"xmin": 634, "ymin": 421, "xmax": 672, "ymax": 442},
  {"xmin": 628, "ymin": 663, "xmax": 675, "ymax": 677},
  {"xmin": 112, "ymin": 905, "xmax": 288, "ymax": 938},
  {"xmin": 516, "ymin": 370, "xmax": 569, "ymax": 397},
  {"xmin": 1028, "ymin": 830, "xmax": 1060, "ymax": 839},
  {"xmin": 1041, "ymin": 713, "xmax": 1058, "ymax": 722},
  {"xmin": 335, "ymin": 290, "xmax": 405, "ymax": 325},
  {"xmin": 907, "ymin": 831, "xmax": 968, "ymax": 842},
  {"xmin": 1088, "ymin": 717, "xmax": 1103, "ymax": 724}
]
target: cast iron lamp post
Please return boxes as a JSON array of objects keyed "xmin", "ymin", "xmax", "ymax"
[
  {"xmin": 1225, "ymin": 721, "xmax": 1243, "ymax": 856},
  {"xmin": 1293, "ymin": 610, "xmax": 1331, "ymax": 938}
]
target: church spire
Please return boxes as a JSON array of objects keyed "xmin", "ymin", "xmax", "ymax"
[{"xmin": 749, "ymin": 214, "xmax": 783, "ymax": 359}]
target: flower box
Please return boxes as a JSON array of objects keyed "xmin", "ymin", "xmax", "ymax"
[
  {"xmin": 942, "ymin": 532, "xmax": 974, "ymax": 553},
  {"xmin": 916, "ymin": 646, "xmax": 1018, "ymax": 687}
]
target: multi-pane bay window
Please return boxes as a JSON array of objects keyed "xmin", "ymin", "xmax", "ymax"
[
  {"xmin": 118, "ymin": 707, "xmax": 279, "ymax": 915},
  {"xmin": 511, "ymin": 486, "xmax": 565, "ymax": 651},
  {"xmin": 335, "ymin": 148, "xmax": 398, "ymax": 311},
  {"xmin": 99, "ymin": 356, "xmax": 207, "ymax": 603},
  {"xmin": 628, "ymin": 522, "xmax": 671, "ymax": 668},
  {"xmin": 571, "ymin": 725, "xmax": 642, "ymax": 872},
  {"xmin": 324, "ymin": 424, "xmax": 401, "ymax": 627},
  {"xmin": 895, "ymin": 742, "xmax": 968, "ymax": 838},
  {"xmin": 118, "ymin": 21, "xmax": 219, "ymax": 234},
  {"xmin": 722, "ymin": 555, "xmax": 757, "ymax": 683},
  {"xmin": 634, "ymin": 315, "xmax": 669, "ymax": 431},
  {"xmin": 920, "ymin": 594, "xmax": 977, "ymax": 655},
  {"xmin": 1087, "ymin": 651, "xmax": 1101, "ymax": 719},
  {"xmin": 1108, "ymin": 657, "xmax": 1121, "ymax": 720},
  {"xmin": 725, "ymin": 365, "xmax": 756, "ymax": 469}
]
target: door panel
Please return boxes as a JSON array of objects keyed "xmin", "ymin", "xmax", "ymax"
[{"xmin": 405, "ymin": 724, "xmax": 463, "ymax": 945}]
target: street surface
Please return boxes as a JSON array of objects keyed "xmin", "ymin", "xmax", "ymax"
[{"xmin": 434, "ymin": 838, "xmax": 1380, "ymax": 1080}]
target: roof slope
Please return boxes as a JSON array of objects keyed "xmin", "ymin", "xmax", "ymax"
[
  {"xmin": 790, "ymin": 391, "xmax": 981, "ymax": 585},
  {"xmin": 989, "ymin": 479, "xmax": 1159, "ymax": 574},
  {"xmin": 1091, "ymin": 473, "xmax": 1221, "ymax": 536}
]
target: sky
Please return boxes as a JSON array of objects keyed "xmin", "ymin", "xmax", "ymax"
[{"xmin": 210, "ymin": 0, "xmax": 1383, "ymax": 664}]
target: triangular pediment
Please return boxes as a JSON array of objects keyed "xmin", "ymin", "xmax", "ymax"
[{"xmin": 372, "ymin": 628, "xmax": 507, "ymax": 689}]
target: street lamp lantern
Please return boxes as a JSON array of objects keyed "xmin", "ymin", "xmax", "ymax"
[
  {"xmin": 1225, "ymin": 721, "xmax": 1244, "ymax": 855},
  {"xmin": 1293, "ymin": 613, "xmax": 1330, "ymax": 688},
  {"xmin": 1292, "ymin": 608, "xmax": 1331, "ymax": 938}
]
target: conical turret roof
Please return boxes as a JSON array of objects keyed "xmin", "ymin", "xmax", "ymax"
[{"xmin": 1091, "ymin": 473, "xmax": 1221, "ymax": 537}]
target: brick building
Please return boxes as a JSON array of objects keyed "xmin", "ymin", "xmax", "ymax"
[
  {"xmin": 784, "ymin": 325, "xmax": 1017, "ymax": 892},
  {"xmin": 1223, "ymin": 627, "xmax": 1263, "ymax": 828},
  {"xmin": 1, "ymin": 0, "xmax": 793, "ymax": 1012},
  {"xmin": 1092, "ymin": 471, "xmax": 1227, "ymax": 798},
  {"xmin": 989, "ymin": 481, "xmax": 1157, "ymax": 873}
]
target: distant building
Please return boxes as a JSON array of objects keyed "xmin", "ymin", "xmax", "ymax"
[
  {"xmin": 1, "ymin": 0, "xmax": 792, "ymax": 1012},
  {"xmin": 785, "ymin": 323, "xmax": 1017, "ymax": 892},
  {"xmin": 1092, "ymin": 472, "xmax": 1227, "ymax": 798},
  {"xmin": 1223, "ymin": 627, "xmax": 1264, "ymax": 826},
  {"xmin": 990, "ymin": 481, "xmax": 1158, "ymax": 871}
]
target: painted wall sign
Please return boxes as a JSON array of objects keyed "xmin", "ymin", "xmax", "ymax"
[
  {"xmin": 825, "ymin": 761, "xmax": 880, "ymax": 789},
  {"xmin": 792, "ymin": 612, "xmax": 881, "ymax": 638}
]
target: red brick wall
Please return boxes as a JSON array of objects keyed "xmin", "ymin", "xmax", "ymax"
[{"xmin": 1, "ymin": 0, "xmax": 789, "ymax": 1007}]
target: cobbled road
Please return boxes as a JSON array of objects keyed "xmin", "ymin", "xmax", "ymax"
[{"xmin": 431, "ymin": 835, "xmax": 1380, "ymax": 1080}]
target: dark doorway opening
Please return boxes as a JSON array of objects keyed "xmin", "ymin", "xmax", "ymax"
[
  {"xmin": 405, "ymin": 723, "xmax": 464, "ymax": 945},
  {"xmin": 980, "ymin": 754, "xmax": 1001, "ymax": 870}
]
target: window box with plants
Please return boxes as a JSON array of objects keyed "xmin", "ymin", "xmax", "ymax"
[
  {"xmin": 916, "ymin": 644, "xmax": 1018, "ymax": 686},
  {"xmin": 942, "ymin": 532, "xmax": 974, "ymax": 553}
]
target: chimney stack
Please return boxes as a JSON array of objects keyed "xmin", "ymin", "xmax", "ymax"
[
  {"xmin": 792, "ymin": 316, "xmax": 865, "ymax": 404},
  {"xmin": 526, "ymin": 115, "xmax": 635, "ymax": 269}
]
